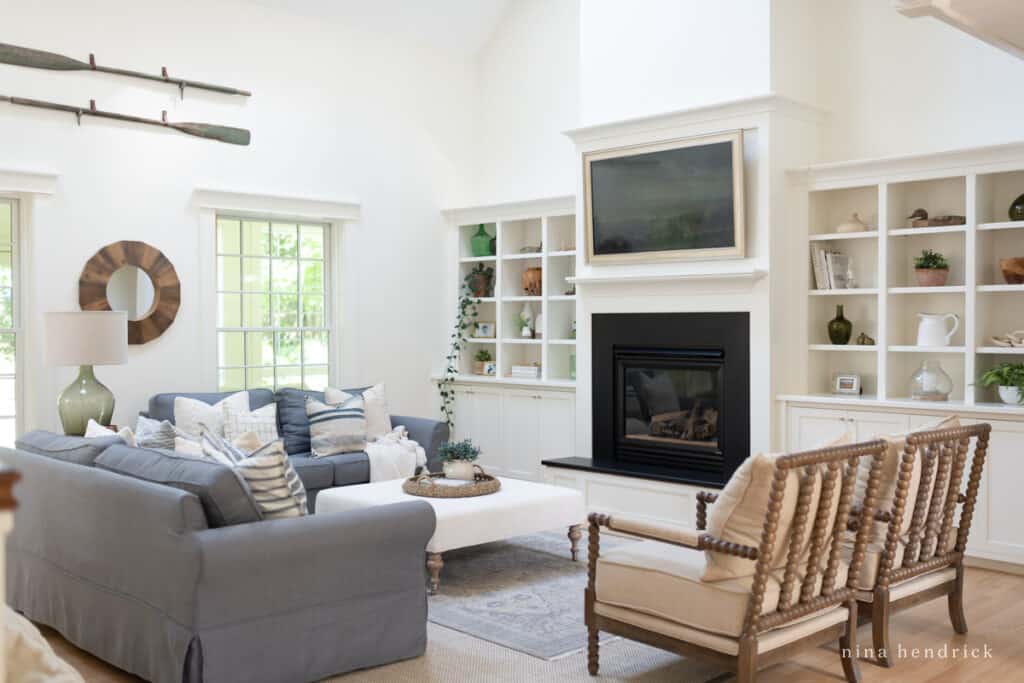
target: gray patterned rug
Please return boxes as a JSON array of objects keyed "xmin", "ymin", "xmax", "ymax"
[{"xmin": 427, "ymin": 531, "xmax": 627, "ymax": 660}]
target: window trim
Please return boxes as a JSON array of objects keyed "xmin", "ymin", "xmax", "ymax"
[
  {"xmin": 194, "ymin": 189, "xmax": 359, "ymax": 393},
  {"xmin": 214, "ymin": 213, "xmax": 332, "ymax": 391},
  {"xmin": 0, "ymin": 196, "xmax": 20, "ymax": 441}
]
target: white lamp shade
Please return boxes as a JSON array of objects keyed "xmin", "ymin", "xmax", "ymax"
[{"xmin": 44, "ymin": 312, "xmax": 128, "ymax": 366}]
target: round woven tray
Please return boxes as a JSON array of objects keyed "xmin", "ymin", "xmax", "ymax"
[{"xmin": 402, "ymin": 469, "xmax": 501, "ymax": 498}]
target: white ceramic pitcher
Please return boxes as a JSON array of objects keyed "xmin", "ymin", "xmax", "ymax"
[{"xmin": 917, "ymin": 313, "xmax": 960, "ymax": 347}]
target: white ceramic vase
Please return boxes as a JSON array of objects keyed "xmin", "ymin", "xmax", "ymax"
[
  {"xmin": 998, "ymin": 386, "xmax": 1022, "ymax": 405},
  {"xmin": 443, "ymin": 460, "xmax": 477, "ymax": 481}
]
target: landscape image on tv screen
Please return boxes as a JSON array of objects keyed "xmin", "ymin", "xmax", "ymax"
[{"xmin": 589, "ymin": 140, "xmax": 736, "ymax": 256}]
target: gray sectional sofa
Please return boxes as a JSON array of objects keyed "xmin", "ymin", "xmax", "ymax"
[
  {"xmin": 5, "ymin": 389, "xmax": 450, "ymax": 683},
  {"xmin": 143, "ymin": 388, "xmax": 449, "ymax": 510}
]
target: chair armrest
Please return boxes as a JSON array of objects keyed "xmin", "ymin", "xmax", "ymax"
[
  {"xmin": 696, "ymin": 491, "xmax": 719, "ymax": 531},
  {"xmin": 589, "ymin": 512, "xmax": 758, "ymax": 559},
  {"xmin": 391, "ymin": 415, "xmax": 450, "ymax": 473},
  {"xmin": 192, "ymin": 500, "xmax": 436, "ymax": 630}
]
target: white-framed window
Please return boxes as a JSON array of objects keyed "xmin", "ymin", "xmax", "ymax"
[
  {"xmin": 0, "ymin": 199, "xmax": 17, "ymax": 445},
  {"xmin": 215, "ymin": 216, "xmax": 331, "ymax": 392}
]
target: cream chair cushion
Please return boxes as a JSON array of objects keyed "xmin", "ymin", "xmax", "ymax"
[
  {"xmin": 597, "ymin": 539, "xmax": 849, "ymax": 638},
  {"xmin": 846, "ymin": 528, "xmax": 957, "ymax": 590},
  {"xmin": 702, "ymin": 434, "xmax": 849, "ymax": 582}
]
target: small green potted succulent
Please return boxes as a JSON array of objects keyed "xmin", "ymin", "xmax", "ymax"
[
  {"xmin": 914, "ymin": 249, "xmax": 950, "ymax": 287},
  {"xmin": 979, "ymin": 362, "xmax": 1024, "ymax": 404},
  {"xmin": 473, "ymin": 349, "xmax": 493, "ymax": 375},
  {"xmin": 438, "ymin": 438, "xmax": 481, "ymax": 480}
]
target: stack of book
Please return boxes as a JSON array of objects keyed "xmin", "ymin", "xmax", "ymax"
[
  {"xmin": 811, "ymin": 246, "xmax": 853, "ymax": 290},
  {"xmin": 510, "ymin": 364, "xmax": 542, "ymax": 379}
]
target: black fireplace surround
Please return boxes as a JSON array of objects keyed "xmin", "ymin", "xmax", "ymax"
[{"xmin": 591, "ymin": 312, "xmax": 750, "ymax": 487}]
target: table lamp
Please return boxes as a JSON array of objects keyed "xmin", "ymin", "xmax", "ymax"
[{"xmin": 44, "ymin": 311, "xmax": 128, "ymax": 436}]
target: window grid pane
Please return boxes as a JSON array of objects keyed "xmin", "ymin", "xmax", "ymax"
[{"xmin": 216, "ymin": 214, "xmax": 330, "ymax": 391}]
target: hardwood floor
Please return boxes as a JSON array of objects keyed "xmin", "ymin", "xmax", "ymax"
[{"xmin": 42, "ymin": 567, "xmax": 1024, "ymax": 681}]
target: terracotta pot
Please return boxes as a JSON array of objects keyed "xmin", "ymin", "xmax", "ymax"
[
  {"xmin": 522, "ymin": 267, "xmax": 542, "ymax": 296},
  {"xmin": 999, "ymin": 257, "xmax": 1024, "ymax": 285},
  {"xmin": 467, "ymin": 272, "xmax": 493, "ymax": 298},
  {"xmin": 473, "ymin": 361, "xmax": 486, "ymax": 375},
  {"xmin": 914, "ymin": 268, "xmax": 949, "ymax": 287}
]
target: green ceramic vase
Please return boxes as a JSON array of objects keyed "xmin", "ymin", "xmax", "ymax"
[
  {"xmin": 828, "ymin": 305, "xmax": 852, "ymax": 345},
  {"xmin": 57, "ymin": 365, "xmax": 115, "ymax": 436},
  {"xmin": 470, "ymin": 224, "xmax": 493, "ymax": 257},
  {"xmin": 1010, "ymin": 193, "xmax": 1024, "ymax": 222}
]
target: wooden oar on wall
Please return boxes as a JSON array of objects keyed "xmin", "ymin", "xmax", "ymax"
[
  {"xmin": 0, "ymin": 42, "xmax": 251, "ymax": 98},
  {"xmin": 0, "ymin": 95, "xmax": 251, "ymax": 146}
]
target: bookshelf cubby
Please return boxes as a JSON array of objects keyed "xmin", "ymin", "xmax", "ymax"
[
  {"xmin": 449, "ymin": 200, "xmax": 577, "ymax": 386},
  {"xmin": 800, "ymin": 158, "xmax": 1024, "ymax": 410}
]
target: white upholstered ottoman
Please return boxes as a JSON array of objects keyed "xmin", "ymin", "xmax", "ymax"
[{"xmin": 316, "ymin": 477, "xmax": 586, "ymax": 593}]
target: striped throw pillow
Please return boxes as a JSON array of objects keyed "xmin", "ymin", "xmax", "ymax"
[
  {"xmin": 306, "ymin": 394, "xmax": 367, "ymax": 458},
  {"xmin": 199, "ymin": 428, "xmax": 308, "ymax": 518}
]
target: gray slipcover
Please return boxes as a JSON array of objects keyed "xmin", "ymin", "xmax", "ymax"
[
  {"xmin": 96, "ymin": 445, "xmax": 261, "ymax": 527},
  {"xmin": 14, "ymin": 430, "xmax": 123, "ymax": 465},
  {"xmin": 5, "ymin": 446, "xmax": 437, "ymax": 683}
]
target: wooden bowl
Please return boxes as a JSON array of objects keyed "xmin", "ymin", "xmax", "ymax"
[{"xmin": 1000, "ymin": 257, "xmax": 1024, "ymax": 285}]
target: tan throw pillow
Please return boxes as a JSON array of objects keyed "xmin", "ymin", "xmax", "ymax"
[
  {"xmin": 702, "ymin": 433, "xmax": 850, "ymax": 582},
  {"xmin": 856, "ymin": 415, "xmax": 960, "ymax": 544}
]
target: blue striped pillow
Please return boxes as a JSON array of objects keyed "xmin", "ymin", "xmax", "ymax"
[{"xmin": 306, "ymin": 394, "xmax": 367, "ymax": 458}]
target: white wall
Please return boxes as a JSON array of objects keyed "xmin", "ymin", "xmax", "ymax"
[
  {"xmin": 578, "ymin": 0, "xmax": 771, "ymax": 126},
  {"xmin": 1, "ymin": 0, "xmax": 477, "ymax": 431},
  {"xmin": 813, "ymin": 0, "xmax": 1024, "ymax": 161},
  {"xmin": 471, "ymin": 0, "xmax": 580, "ymax": 204}
]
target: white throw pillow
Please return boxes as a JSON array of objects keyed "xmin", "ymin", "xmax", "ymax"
[
  {"xmin": 84, "ymin": 419, "xmax": 136, "ymax": 447},
  {"xmin": 325, "ymin": 384, "xmax": 391, "ymax": 440},
  {"xmin": 307, "ymin": 393, "xmax": 367, "ymax": 457},
  {"xmin": 223, "ymin": 401, "xmax": 279, "ymax": 445},
  {"xmin": 173, "ymin": 437, "xmax": 204, "ymax": 457},
  {"xmin": 173, "ymin": 391, "xmax": 249, "ymax": 437}
]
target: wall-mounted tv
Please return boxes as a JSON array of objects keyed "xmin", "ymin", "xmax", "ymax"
[{"xmin": 583, "ymin": 130, "xmax": 745, "ymax": 264}]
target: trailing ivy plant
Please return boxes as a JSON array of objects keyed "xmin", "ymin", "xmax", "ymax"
[{"xmin": 439, "ymin": 268, "xmax": 492, "ymax": 429}]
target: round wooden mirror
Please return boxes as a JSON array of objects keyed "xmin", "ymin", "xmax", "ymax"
[{"xmin": 79, "ymin": 241, "xmax": 181, "ymax": 344}]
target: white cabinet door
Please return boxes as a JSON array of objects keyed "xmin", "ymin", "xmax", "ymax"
[
  {"xmin": 973, "ymin": 418, "xmax": 1024, "ymax": 564},
  {"xmin": 535, "ymin": 391, "xmax": 576, "ymax": 478},
  {"xmin": 498, "ymin": 390, "xmax": 541, "ymax": 480},
  {"xmin": 787, "ymin": 406, "xmax": 850, "ymax": 451},
  {"xmin": 849, "ymin": 410, "xmax": 910, "ymax": 442},
  {"xmin": 453, "ymin": 386, "xmax": 503, "ymax": 474}
]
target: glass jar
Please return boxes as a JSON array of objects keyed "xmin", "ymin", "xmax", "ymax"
[{"xmin": 910, "ymin": 359, "xmax": 953, "ymax": 401}]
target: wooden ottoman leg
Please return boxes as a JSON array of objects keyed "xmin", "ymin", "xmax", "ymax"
[
  {"xmin": 426, "ymin": 552, "xmax": 444, "ymax": 595},
  {"xmin": 569, "ymin": 524, "xmax": 583, "ymax": 561}
]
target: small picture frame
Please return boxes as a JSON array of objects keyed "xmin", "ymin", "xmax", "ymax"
[
  {"xmin": 832, "ymin": 372, "xmax": 862, "ymax": 395},
  {"xmin": 483, "ymin": 361, "xmax": 497, "ymax": 376},
  {"xmin": 473, "ymin": 321, "xmax": 496, "ymax": 339}
]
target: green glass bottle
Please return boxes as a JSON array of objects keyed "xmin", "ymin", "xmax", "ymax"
[
  {"xmin": 1009, "ymin": 193, "xmax": 1024, "ymax": 222},
  {"xmin": 828, "ymin": 305, "xmax": 853, "ymax": 345},
  {"xmin": 470, "ymin": 224, "xmax": 493, "ymax": 257}
]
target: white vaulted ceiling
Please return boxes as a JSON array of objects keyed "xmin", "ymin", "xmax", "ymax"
[{"xmin": 897, "ymin": 0, "xmax": 1024, "ymax": 60}]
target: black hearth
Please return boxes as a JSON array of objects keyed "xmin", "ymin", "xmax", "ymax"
[{"xmin": 591, "ymin": 312, "xmax": 749, "ymax": 487}]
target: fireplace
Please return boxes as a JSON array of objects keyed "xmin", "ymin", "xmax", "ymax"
[{"xmin": 592, "ymin": 312, "xmax": 749, "ymax": 486}]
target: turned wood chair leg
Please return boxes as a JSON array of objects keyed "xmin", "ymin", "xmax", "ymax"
[
  {"xmin": 948, "ymin": 563, "xmax": 968, "ymax": 634},
  {"xmin": 839, "ymin": 600, "xmax": 862, "ymax": 683},
  {"xmin": 737, "ymin": 636, "xmax": 757, "ymax": 683},
  {"xmin": 872, "ymin": 590, "xmax": 893, "ymax": 668},
  {"xmin": 587, "ymin": 627, "xmax": 599, "ymax": 675}
]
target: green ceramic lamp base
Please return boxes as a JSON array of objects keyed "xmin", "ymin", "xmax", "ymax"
[{"xmin": 57, "ymin": 365, "xmax": 115, "ymax": 436}]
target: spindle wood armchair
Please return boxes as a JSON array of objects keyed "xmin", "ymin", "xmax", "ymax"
[
  {"xmin": 851, "ymin": 423, "xmax": 990, "ymax": 667},
  {"xmin": 586, "ymin": 439, "xmax": 889, "ymax": 683}
]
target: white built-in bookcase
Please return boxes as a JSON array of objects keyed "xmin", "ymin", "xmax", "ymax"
[
  {"xmin": 797, "ymin": 144, "xmax": 1024, "ymax": 412},
  {"xmin": 445, "ymin": 197, "xmax": 578, "ymax": 387}
]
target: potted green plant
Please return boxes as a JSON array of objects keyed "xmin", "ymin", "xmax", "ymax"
[
  {"xmin": 465, "ymin": 263, "xmax": 495, "ymax": 298},
  {"xmin": 438, "ymin": 438, "xmax": 481, "ymax": 480},
  {"xmin": 473, "ymin": 349, "xmax": 493, "ymax": 375},
  {"xmin": 914, "ymin": 249, "xmax": 950, "ymax": 287},
  {"xmin": 979, "ymin": 362, "xmax": 1024, "ymax": 404}
]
